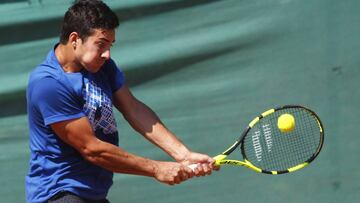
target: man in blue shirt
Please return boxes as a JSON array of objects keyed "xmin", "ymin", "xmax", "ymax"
[{"xmin": 26, "ymin": 0, "xmax": 216, "ymax": 202}]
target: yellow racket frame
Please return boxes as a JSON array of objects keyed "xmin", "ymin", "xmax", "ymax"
[{"xmin": 212, "ymin": 105, "xmax": 324, "ymax": 175}]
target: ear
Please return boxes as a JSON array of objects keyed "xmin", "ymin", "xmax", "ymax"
[{"xmin": 69, "ymin": 32, "xmax": 80, "ymax": 48}]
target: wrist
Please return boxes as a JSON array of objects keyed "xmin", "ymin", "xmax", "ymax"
[
  {"xmin": 172, "ymin": 147, "xmax": 191, "ymax": 162},
  {"xmin": 147, "ymin": 159, "xmax": 160, "ymax": 178}
]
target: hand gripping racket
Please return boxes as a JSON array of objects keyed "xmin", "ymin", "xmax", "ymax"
[{"xmin": 189, "ymin": 105, "xmax": 324, "ymax": 175}]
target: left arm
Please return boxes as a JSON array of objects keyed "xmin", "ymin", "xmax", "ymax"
[{"xmin": 112, "ymin": 85, "xmax": 215, "ymax": 174}]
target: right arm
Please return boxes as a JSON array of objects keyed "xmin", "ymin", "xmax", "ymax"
[{"xmin": 51, "ymin": 117, "xmax": 193, "ymax": 185}]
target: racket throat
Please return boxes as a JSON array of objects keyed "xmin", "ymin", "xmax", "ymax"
[
  {"xmin": 213, "ymin": 154, "xmax": 227, "ymax": 166},
  {"xmin": 242, "ymin": 159, "xmax": 262, "ymax": 172}
]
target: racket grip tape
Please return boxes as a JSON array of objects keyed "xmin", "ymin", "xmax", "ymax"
[{"xmin": 188, "ymin": 164, "xmax": 198, "ymax": 171}]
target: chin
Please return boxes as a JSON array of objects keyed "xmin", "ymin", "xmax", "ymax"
[
  {"xmin": 89, "ymin": 67, "xmax": 101, "ymax": 73},
  {"xmin": 85, "ymin": 64, "xmax": 103, "ymax": 73}
]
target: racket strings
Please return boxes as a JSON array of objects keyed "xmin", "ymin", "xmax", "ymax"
[
  {"xmin": 274, "ymin": 109, "xmax": 319, "ymax": 168},
  {"xmin": 276, "ymin": 109, "xmax": 320, "ymax": 168},
  {"xmin": 242, "ymin": 108, "xmax": 322, "ymax": 172},
  {"xmin": 295, "ymin": 110, "xmax": 320, "ymax": 159}
]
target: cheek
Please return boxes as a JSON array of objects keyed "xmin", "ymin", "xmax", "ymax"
[
  {"xmin": 76, "ymin": 46, "xmax": 104, "ymax": 72},
  {"xmin": 81, "ymin": 52, "xmax": 98, "ymax": 64},
  {"xmin": 77, "ymin": 48, "xmax": 101, "ymax": 67},
  {"xmin": 80, "ymin": 46, "xmax": 99, "ymax": 61}
]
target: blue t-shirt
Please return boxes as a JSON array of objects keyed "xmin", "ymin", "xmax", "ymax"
[{"xmin": 26, "ymin": 45, "xmax": 125, "ymax": 203}]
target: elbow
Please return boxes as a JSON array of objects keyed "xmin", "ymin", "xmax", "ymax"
[{"xmin": 79, "ymin": 141, "xmax": 103, "ymax": 163}]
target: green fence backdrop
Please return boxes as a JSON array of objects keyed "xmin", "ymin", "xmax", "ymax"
[{"xmin": 0, "ymin": 0, "xmax": 359, "ymax": 202}]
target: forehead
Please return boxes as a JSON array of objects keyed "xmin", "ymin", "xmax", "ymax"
[{"xmin": 88, "ymin": 29, "xmax": 115, "ymax": 42}]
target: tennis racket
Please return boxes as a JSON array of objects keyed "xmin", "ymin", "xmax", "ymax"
[{"xmin": 189, "ymin": 105, "xmax": 324, "ymax": 175}]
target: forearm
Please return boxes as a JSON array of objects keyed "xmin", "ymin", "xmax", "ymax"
[
  {"xmin": 51, "ymin": 116, "xmax": 161, "ymax": 176},
  {"xmin": 83, "ymin": 139, "xmax": 158, "ymax": 176},
  {"xmin": 124, "ymin": 100, "xmax": 190, "ymax": 161}
]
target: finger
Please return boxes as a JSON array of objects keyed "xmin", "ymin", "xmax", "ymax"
[
  {"xmin": 179, "ymin": 170, "xmax": 189, "ymax": 181},
  {"xmin": 174, "ymin": 176, "xmax": 181, "ymax": 184},
  {"xmin": 202, "ymin": 163, "xmax": 212, "ymax": 176},
  {"xmin": 187, "ymin": 163, "xmax": 201, "ymax": 177},
  {"xmin": 184, "ymin": 166, "xmax": 195, "ymax": 179},
  {"xmin": 193, "ymin": 166, "xmax": 201, "ymax": 177},
  {"xmin": 213, "ymin": 163, "xmax": 221, "ymax": 171},
  {"xmin": 208, "ymin": 157, "xmax": 216, "ymax": 164},
  {"xmin": 196, "ymin": 165, "xmax": 206, "ymax": 176},
  {"xmin": 213, "ymin": 165, "xmax": 220, "ymax": 171},
  {"xmin": 208, "ymin": 159, "xmax": 220, "ymax": 171}
]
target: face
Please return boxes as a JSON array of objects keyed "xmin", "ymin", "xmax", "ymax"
[{"xmin": 74, "ymin": 29, "xmax": 115, "ymax": 73}]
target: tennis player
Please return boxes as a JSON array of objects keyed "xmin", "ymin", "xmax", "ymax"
[{"xmin": 25, "ymin": 0, "xmax": 216, "ymax": 202}]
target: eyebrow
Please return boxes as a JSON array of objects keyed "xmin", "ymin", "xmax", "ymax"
[{"xmin": 99, "ymin": 37, "xmax": 115, "ymax": 43}]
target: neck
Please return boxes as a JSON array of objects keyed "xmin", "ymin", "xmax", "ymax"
[{"xmin": 55, "ymin": 43, "xmax": 83, "ymax": 73}]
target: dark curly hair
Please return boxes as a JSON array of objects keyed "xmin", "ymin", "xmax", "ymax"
[{"xmin": 60, "ymin": 0, "xmax": 119, "ymax": 44}]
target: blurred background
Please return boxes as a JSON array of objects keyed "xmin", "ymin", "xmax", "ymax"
[{"xmin": 1, "ymin": 0, "xmax": 359, "ymax": 202}]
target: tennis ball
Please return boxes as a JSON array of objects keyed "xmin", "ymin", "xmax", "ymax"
[{"xmin": 277, "ymin": 113, "xmax": 295, "ymax": 133}]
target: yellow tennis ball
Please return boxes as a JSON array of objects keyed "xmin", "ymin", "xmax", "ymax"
[{"xmin": 277, "ymin": 113, "xmax": 295, "ymax": 133}]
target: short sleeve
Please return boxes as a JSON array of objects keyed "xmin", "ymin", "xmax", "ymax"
[
  {"xmin": 30, "ymin": 77, "xmax": 85, "ymax": 125},
  {"xmin": 104, "ymin": 59, "xmax": 125, "ymax": 92}
]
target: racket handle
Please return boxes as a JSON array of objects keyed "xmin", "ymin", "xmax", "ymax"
[
  {"xmin": 187, "ymin": 154, "xmax": 226, "ymax": 171},
  {"xmin": 188, "ymin": 163, "xmax": 198, "ymax": 171}
]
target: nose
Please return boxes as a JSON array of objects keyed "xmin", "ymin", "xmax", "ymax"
[{"xmin": 101, "ymin": 49, "xmax": 111, "ymax": 60}]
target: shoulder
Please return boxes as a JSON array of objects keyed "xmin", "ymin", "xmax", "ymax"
[
  {"xmin": 27, "ymin": 61, "xmax": 70, "ymax": 102},
  {"xmin": 28, "ymin": 48, "xmax": 62, "ymax": 85},
  {"xmin": 29, "ymin": 65, "xmax": 59, "ymax": 84},
  {"xmin": 27, "ymin": 64, "xmax": 63, "ymax": 100},
  {"xmin": 27, "ymin": 76, "xmax": 64, "ymax": 103}
]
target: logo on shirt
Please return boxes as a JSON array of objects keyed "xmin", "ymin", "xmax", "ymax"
[{"xmin": 82, "ymin": 80, "xmax": 117, "ymax": 134}]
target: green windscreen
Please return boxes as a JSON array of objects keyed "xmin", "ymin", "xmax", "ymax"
[{"xmin": 1, "ymin": 0, "xmax": 360, "ymax": 202}]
